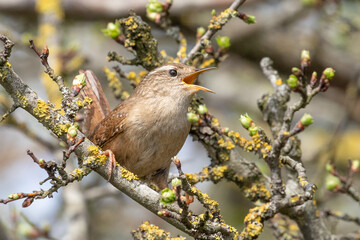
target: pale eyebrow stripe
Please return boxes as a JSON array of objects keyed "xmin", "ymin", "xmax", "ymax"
[{"xmin": 147, "ymin": 65, "xmax": 174, "ymax": 76}]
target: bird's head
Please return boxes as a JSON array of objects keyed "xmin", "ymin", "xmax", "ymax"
[{"xmin": 135, "ymin": 63, "xmax": 215, "ymax": 97}]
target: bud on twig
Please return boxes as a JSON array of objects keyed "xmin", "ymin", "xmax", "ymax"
[
  {"xmin": 237, "ymin": 13, "xmax": 256, "ymax": 24},
  {"xmin": 71, "ymin": 73, "xmax": 86, "ymax": 97},
  {"xmin": 196, "ymin": 27, "xmax": 206, "ymax": 40},
  {"xmin": 287, "ymin": 74, "xmax": 299, "ymax": 89},
  {"xmin": 160, "ymin": 188, "xmax": 176, "ymax": 205},
  {"xmin": 146, "ymin": 0, "xmax": 163, "ymax": 22},
  {"xmin": 102, "ymin": 22, "xmax": 121, "ymax": 39},
  {"xmin": 248, "ymin": 126, "xmax": 259, "ymax": 136},
  {"xmin": 171, "ymin": 178, "xmax": 182, "ymax": 188},
  {"xmin": 325, "ymin": 174, "xmax": 341, "ymax": 191},
  {"xmin": 300, "ymin": 113, "xmax": 313, "ymax": 126},
  {"xmin": 301, "ymin": 50, "xmax": 311, "ymax": 69},
  {"xmin": 291, "ymin": 67, "xmax": 302, "ymax": 76},
  {"xmin": 187, "ymin": 112, "xmax": 199, "ymax": 123},
  {"xmin": 323, "ymin": 68, "xmax": 335, "ymax": 81},
  {"xmin": 216, "ymin": 36, "xmax": 231, "ymax": 49},
  {"xmin": 310, "ymin": 71, "xmax": 317, "ymax": 88},
  {"xmin": 67, "ymin": 125, "xmax": 78, "ymax": 145},
  {"xmin": 197, "ymin": 105, "xmax": 208, "ymax": 114},
  {"xmin": 351, "ymin": 159, "xmax": 360, "ymax": 172},
  {"xmin": 326, "ymin": 163, "xmax": 334, "ymax": 173},
  {"xmin": 239, "ymin": 113, "xmax": 253, "ymax": 129}
]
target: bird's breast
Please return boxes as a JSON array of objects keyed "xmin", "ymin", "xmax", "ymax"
[{"xmin": 112, "ymin": 96, "xmax": 191, "ymax": 177}]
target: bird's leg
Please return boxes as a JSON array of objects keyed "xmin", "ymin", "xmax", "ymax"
[{"xmin": 101, "ymin": 149, "xmax": 116, "ymax": 181}]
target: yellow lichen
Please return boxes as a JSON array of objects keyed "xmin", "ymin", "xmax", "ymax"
[
  {"xmin": 120, "ymin": 167, "xmax": 139, "ymax": 181},
  {"xmin": 53, "ymin": 122, "xmax": 71, "ymax": 136},
  {"xmin": 88, "ymin": 145, "xmax": 100, "ymax": 155},
  {"xmin": 75, "ymin": 96, "xmax": 92, "ymax": 107},
  {"xmin": 212, "ymin": 165, "xmax": 227, "ymax": 181},
  {"xmin": 176, "ymin": 34, "xmax": 187, "ymax": 60},
  {"xmin": 70, "ymin": 168, "xmax": 86, "ymax": 180},
  {"xmin": 244, "ymin": 184, "xmax": 271, "ymax": 201},
  {"xmin": 211, "ymin": 117, "xmax": 219, "ymax": 127},
  {"xmin": 275, "ymin": 78, "xmax": 283, "ymax": 85},
  {"xmin": 199, "ymin": 58, "xmax": 215, "ymax": 69},
  {"xmin": 241, "ymin": 203, "xmax": 270, "ymax": 239},
  {"xmin": 15, "ymin": 91, "xmax": 28, "ymax": 108},
  {"xmin": 127, "ymin": 71, "xmax": 136, "ymax": 79},
  {"xmin": 291, "ymin": 195, "xmax": 300, "ymax": 203},
  {"xmin": 33, "ymin": 100, "xmax": 50, "ymax": 119}
]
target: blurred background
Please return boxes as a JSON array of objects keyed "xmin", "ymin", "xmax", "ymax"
[{"xmin": 0, "ymin": 0, "xmax": 359, "ymax": 239}]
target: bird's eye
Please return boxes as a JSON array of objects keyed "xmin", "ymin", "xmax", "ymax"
[{"xmin": 169, "ymin": 69, "xmax": 177, "ymax": 77}]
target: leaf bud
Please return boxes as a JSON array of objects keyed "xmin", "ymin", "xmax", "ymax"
[
  {"xmin": 351, "ymin": 159, "xmax": 359, "ymax": 172},
  {"xmin": 248, "ymin": 126, "xmax": 259, "ymax": 136},
  {"xmin": 300, "ymin": 113, "xmax": 313, "ymax": 126},
  {"xmin": 197, "ymin": 105, "xmax": 208, "ymax": 114},
  {"xmin": 216, "ymin": 36, "xmax": 231, "ymax": 49},
  {"xmin": 323, "ymin": 68, "xmax": 335, "ymax": 80},
  {"xmin": 287, "ymin": 74, "xmax": 299, "ymax": 88},
  {"xmin": 239, "ymin": 113, "xmax": 252, "ymax": 129},
  {"xmin": 160, "ymin": 188, "xmax": 176, "ymax": 205},
  {"xmin": 325, "ymin": 174, "xmax": 341, "ymax": 191},
  {"xmin": 187, "ymin": 112, "xmax": 199, "ymax": 123},
  {"xmin": 171, "ymin": 178, "xmax": 182, "ymax": 188}
]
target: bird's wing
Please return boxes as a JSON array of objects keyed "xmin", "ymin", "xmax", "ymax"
[
  {"xmin": 80, "ymin": 70, "xmax": 111, "ymax": 136},
  {"xmin": 89, "ymin": 103, "xmax": 128, "ymax": 147}
]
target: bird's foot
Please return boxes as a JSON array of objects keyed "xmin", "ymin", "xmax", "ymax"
[{"xmin": 102, "ymin": 149, "xmax": 116, "ymax": 181}]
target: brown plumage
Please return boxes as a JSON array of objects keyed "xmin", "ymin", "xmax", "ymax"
[{"xmin": 81, "ymin": 63, "xmax": 214, "ymax": 189}]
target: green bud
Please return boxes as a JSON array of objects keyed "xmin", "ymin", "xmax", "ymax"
[
  {"xmin": 211, "ymin": 9, "xmax": 216, "ymax": 16},
  {"xmin": 160, "ymin": 188, "xmax": 176, "ymax": 205},
  {"xmin": 301, "ymin": 50, "xmax": 310, "ymax": 61},
  {"xmin": 239, "ymin": 113, "xmax": 252, "ymax": 129},
  {"xmin": 171, "ymin": 178, "xmax": 182, "ymax": 187},
  {"xmin": 157, "ymin": 211, "xmax": 163, "ymax": 216},
  {"xmin": 323, "ymin": 68, "xmax": 335, "ymax": 80},
  {"xmin": 300, "ymin": 113, "xmax": 313, "ymax": 126},
  {"xmin": 287, "ymin": 74, "xmax": 299, "ymax": 88},
  {"xmin": 73, "ymin": 73, "xmax": 86, "ymax": 87},
  {"xmin": 8, "ymin": 193, "xmax": 19, "ymax": 200},
  {"xmin": 101, "ymin": 22, "xmax": 121, "ymax": 39},
  {"xmin": 325, "ymin": 163, "xmax": 333, "ymax": 172},
  {"xmin": 216, "ymin": 36, "xmax": 231, "ymax": 49},
  {"xmin": 325, "ymin": 174, "xmax": 341, "ymax": 191},
  {"xmin": 187, "ymin": 112, "xmax": 199, "ymax": 123},
  {"xmin": 68, "ymin": 126, "xmax": 78, "ymax": 138},
  {"xmin": 147, "ymin": 0, "xmax": 163, "ymax": 13},
  {"xmin": 197, "ymin": 105, "xmax": 208, "ymax": 114},
  {"xmin": 248, "ymin": 126, "xmax": 259, "ymax": 136},
  {"xmin": 197, "ymin": 27, "xmax": 206, "ymax": 36},
  {"xmin": 351, "ymin": 159, "xmax": 360, "ymax": 172},
  {"xmin": 244, "ymin": 15, "xmax": 256, "ymax": 24},
  {"xmin": 291, "ymin": 67, "xmax": 301, "ymax": 75},
  {"xmin": 39, "ymin": 158, "xmax": 45, "ymax": 165}
]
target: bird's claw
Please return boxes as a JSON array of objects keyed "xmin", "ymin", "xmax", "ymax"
[{"xmin": 102, "ymin": 150, "xmax": 116, "ymax": 181}]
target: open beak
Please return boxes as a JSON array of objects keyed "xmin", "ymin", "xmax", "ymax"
[{"xmin": 182, "ymin": 67, "xmax": 216, "ymax": 93}]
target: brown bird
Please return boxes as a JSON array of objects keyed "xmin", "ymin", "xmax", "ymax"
[{"xmin": 81, "ymin": 63, "xmax": 214, "ymax": 189}]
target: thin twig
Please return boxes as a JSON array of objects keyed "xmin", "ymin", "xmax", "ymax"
[{"xmin": 183, "ymin": 0, "xmax": 247, "ymax": 63}]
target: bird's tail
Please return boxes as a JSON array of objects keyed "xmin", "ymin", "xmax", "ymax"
[{"xmin": 79, "ymin": 70, "xmax": 111, "ymax": 136}]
